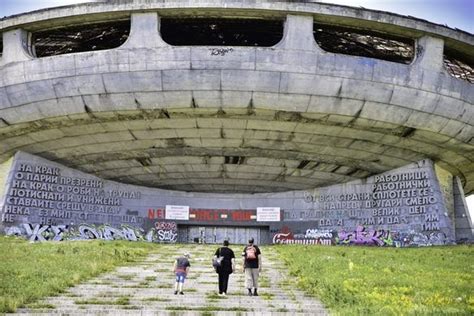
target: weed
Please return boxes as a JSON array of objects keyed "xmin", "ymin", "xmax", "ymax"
[
  {"xmin": 115, "ymin": 296, "xmax": 130, "ymax": 305},
  {"xmin": 276, "ymin": 245, "xmax": 474, "ymax": 315},
  {"xmin": 206, "ymin": 293, "xmax": 227, "ymax": 300},
  {"xmin": 122, "ymin": 305, "xmax": 141, "ymax": 310},
  {"xmin": 0, "ymin": 237, "xmax": 156, "ymax": 312},
  {"xmin": 260, "ymin": 293, "xmax": 274, "ymax": 301},
  {"xmin": 25, "ymin": 302, "xmax": 55, "ymax": 309},
  {"xmin": 142, "ymin": 297, "xmax": 170, "ymax": 302},
  {"xmin": 167, "ymin": 306, "xmax": 248, "ymax": 312},
  {"xmin": 156, "ymin": 283, "xmax": 172, "ymax": 289},
  {"xmin": 116, "ymin": 273, "xmax": 135, "ymax": 280}
]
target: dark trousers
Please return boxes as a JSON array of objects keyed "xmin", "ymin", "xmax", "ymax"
[{"xmin": 218, "ymin": 272, "xmax": 231, "ymax": 294}]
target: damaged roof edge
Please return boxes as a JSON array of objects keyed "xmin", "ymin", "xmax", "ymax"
[{"xmin": 0, "ymin": 0, "xmax": 472, "ymax": 42}]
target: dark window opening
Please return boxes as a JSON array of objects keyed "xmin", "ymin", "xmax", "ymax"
[
  {"xmin": 224, "ymin": 156, "xmax": 245, "ymax": 164},
  {"xmin": 161, "ymin": 18, "xmax": 283, "ymax": 46},
  {"xmin": 136, "ymin": 157, "xmax": 152, "ymax": 167},
  {"xmin": 0, "ymin": 36, "xmax": 3, "ymax": 58},
  {"xmin": 444, "ymin": 48, "xmax": 473, "ymax": 83},
  {"xmin": 32, "ymin": 20, "xmax": 130, "ymax": 57},
  {"xmin": 314, "ymin": 24, "xmax": 414, "ymax": 64},
  {"xmin": 297, "ymin": 160, "xmax": 310, "ymax": 169}
]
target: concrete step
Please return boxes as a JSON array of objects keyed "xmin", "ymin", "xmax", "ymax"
[{"xmin": 12, "ymin": 246, "xmax": 328, "ymax": 315}]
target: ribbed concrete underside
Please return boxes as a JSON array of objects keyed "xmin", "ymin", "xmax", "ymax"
[{"xmin": 0, "ymin": 106, "xmax": 472, "ymax": 194}]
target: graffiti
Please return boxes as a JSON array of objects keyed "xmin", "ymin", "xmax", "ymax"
[
  {"xmin": 155, "ymin": 221, "xmax": 176, "ymax": 230},
  {"xmin": 397, "ymin": 231, "xmax": 449, "ymax": 247},
  {"xmin": 5, "ymin": 223, "xmax": 68, "ymax": 241},
  {"xmin": 305, "ymin": 228, "xmax": 333, "ymax": 239},
  {"xmin": 78, "ymin": 224, "xmax": 145, "ymax": 241},
  {"xmin": 4, "ymin": 221, "xmax": 179, "ymax": 243},
  {"xmin": 272, "ymin": 226, "xmax": 333, "ymax": 245},
  {"xmin": 209, "ymin": 48, "xmax": 234, "ymax": 56},
  {"xmin": 337, "ymin": 226, "xmax": 394, "ymax": 246},
  {"xmin": 3, "ymin": 222, "xmax": 178, "ymax": 243},
  {"xmin": 154, "ymin": 221, "xmax": 178, "ymax": 242}
]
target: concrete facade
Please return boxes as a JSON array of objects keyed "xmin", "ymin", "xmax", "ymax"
[
  {"xmin": 0, "ymin": 151, "xmax": 472, "ymax": 246},
  {"xmin": 0, "ymin": 1, "xmax": 472, "ymax": 244}
]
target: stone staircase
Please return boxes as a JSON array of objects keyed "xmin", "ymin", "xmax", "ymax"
[{"xmin": 13, "ymin": 244, "xmax": 328, "ymax": 315}]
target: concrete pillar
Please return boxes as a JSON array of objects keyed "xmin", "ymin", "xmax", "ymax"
[
  {"xmin": 1, "ymin": 29, "xmax": 33, "ymax": 65},
  {"xmin": 122, "ymin": 12, "xmax": 168, "ymax": 48},
  {"xmin": 275, "ymin": 15, "xmax": 318, "ymax": 51},
  {"xmin": 414, "ymin": 36, "xmax": 444, "ymax": 71},
  {"xmin": 453, "ymin": 177, "xmax": 474, "ymax": 242}
]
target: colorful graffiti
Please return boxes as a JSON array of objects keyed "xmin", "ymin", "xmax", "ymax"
[
  {"xmin": 337, "ymin": 226, "xmax": 394, "ymax": 246},
  {"xmin": 271, "ymin": 225, "xmax": 450, "ymax": 247},
  {"xmin": 272, "ymin": 226, "xmax": 334, "ymax": 245},
  {"xmin": 335, "ymin": 226, "xmax": 450, "ymax": 247},
  {"xmin": 4, "ymin": 222, "xmax": 178, "ymax": 243}
]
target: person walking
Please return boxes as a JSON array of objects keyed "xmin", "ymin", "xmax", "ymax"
[
  {"xmin": 173, "ymin": 252, "xmax": 191, "ymax": 295},
  {"xmin": 242, "ymin": 237, "xmax": 261, "ymax": 296},
  {"xmin": 214, "ymin": 239, "xmax": 235, "ymax": 296}
]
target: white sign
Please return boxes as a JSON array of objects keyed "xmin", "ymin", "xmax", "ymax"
[
  {"xmin": 257, "ymin": 207, "xmax": 281, "ymax": 222},
  {"xmin": 165, "ymin": 205, "xmax": 189, "ymax": 220}
]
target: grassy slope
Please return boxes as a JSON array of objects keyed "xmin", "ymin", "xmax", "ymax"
[
  {"xmin": 0, "ymin": 236, "xmax": 156, "ymax": 312},
  {"xmin": 276, "ymin": 245, "xmax": 474, "ymax": 315},
  {"xmin": 1, "ymin": 237, "xmax": 473, "ymax": 315}
]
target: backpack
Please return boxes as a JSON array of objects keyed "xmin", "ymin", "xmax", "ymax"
[
  {"xmin": 212, "ymin": 248, "xmax": 224, "ymax": 271},
  {"xmin": 245, "ymin": 246, "xmax": 257, "ymax": 260}
]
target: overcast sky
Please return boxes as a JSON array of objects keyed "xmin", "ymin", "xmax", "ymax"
[{"xmin": 1, "ymin": 0, "xmax": 473, "ymax": 214}]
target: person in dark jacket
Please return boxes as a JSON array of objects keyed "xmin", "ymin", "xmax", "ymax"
[{"xmin": 214, "ymin": 239, "xmax": 235, "ymax": 296}]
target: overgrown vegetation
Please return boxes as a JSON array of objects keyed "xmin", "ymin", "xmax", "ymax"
[
  {"xmin": 2, "ymin": 237, "xmax": 473, "ymax": 315},
  {"xmin": 0, "ymin": 236, "xmax": 156, "ymax": 312},
  {"xmin": 276, "ymin": 245, "xmax": 474, "ymax": 315}
]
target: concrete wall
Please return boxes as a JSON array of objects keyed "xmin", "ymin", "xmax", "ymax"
[{"xmin": 1, "ymin": 151, "xmax": 471, "ymax": 246}]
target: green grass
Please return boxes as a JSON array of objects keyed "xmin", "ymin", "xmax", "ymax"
[
  {"xmin": 259, "ymin": 276, "xmax": 271, "ymax": 288},
  {"xmin": 0, "ymin": 236, "xmax": 156, "ymax": 312},
  {"xmin": 166, "ymin": 306, "xmax": 248, "ymax": 312},
  {"xmin": 116, "ymin": 273, "xmax": 136, "ymax": 280},
  {"xmin": 206, "ymin": 292, "xmax": 227, "ymax": 300},
  {"xmin": 276, "ymin": 245, "xmax": 474, "ymax": 315},
  {"xmin": 260, "ymin": 292, "xmax": 274, "ymax": 301},
  {"xmin": 24, "ymin": 302, "xmax": 55, "ymax": 309},
  {"xmin": 142, "ymin": 297, "xmax": 171, "ymax": 302}
]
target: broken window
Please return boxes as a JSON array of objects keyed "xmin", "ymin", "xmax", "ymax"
[
  {"xmin": 444, "ymin": 48, "xmax": 473, "ymax": 83},
  {"xmin": 0, "ymin": 35, "xmax": 3, "ymax": 58},
  {"xmin": 161, "ymin": 18, "xmax": 283, "ymax": 46},
  {"xmin": 32, "ymin": 20, "xmax": 130, "ymax": 57},
  {"xmin": 313, "ymin": 24, "xmax": 414, "ymax": 64},
  {"xmin": 224, "ymin": 156, "xmax": 245, "ymax": 164}
]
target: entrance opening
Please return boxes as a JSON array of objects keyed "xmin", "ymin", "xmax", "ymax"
[{"xmin": 178, "ymin": 225, "xmax": 270, "ymax": 245}]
